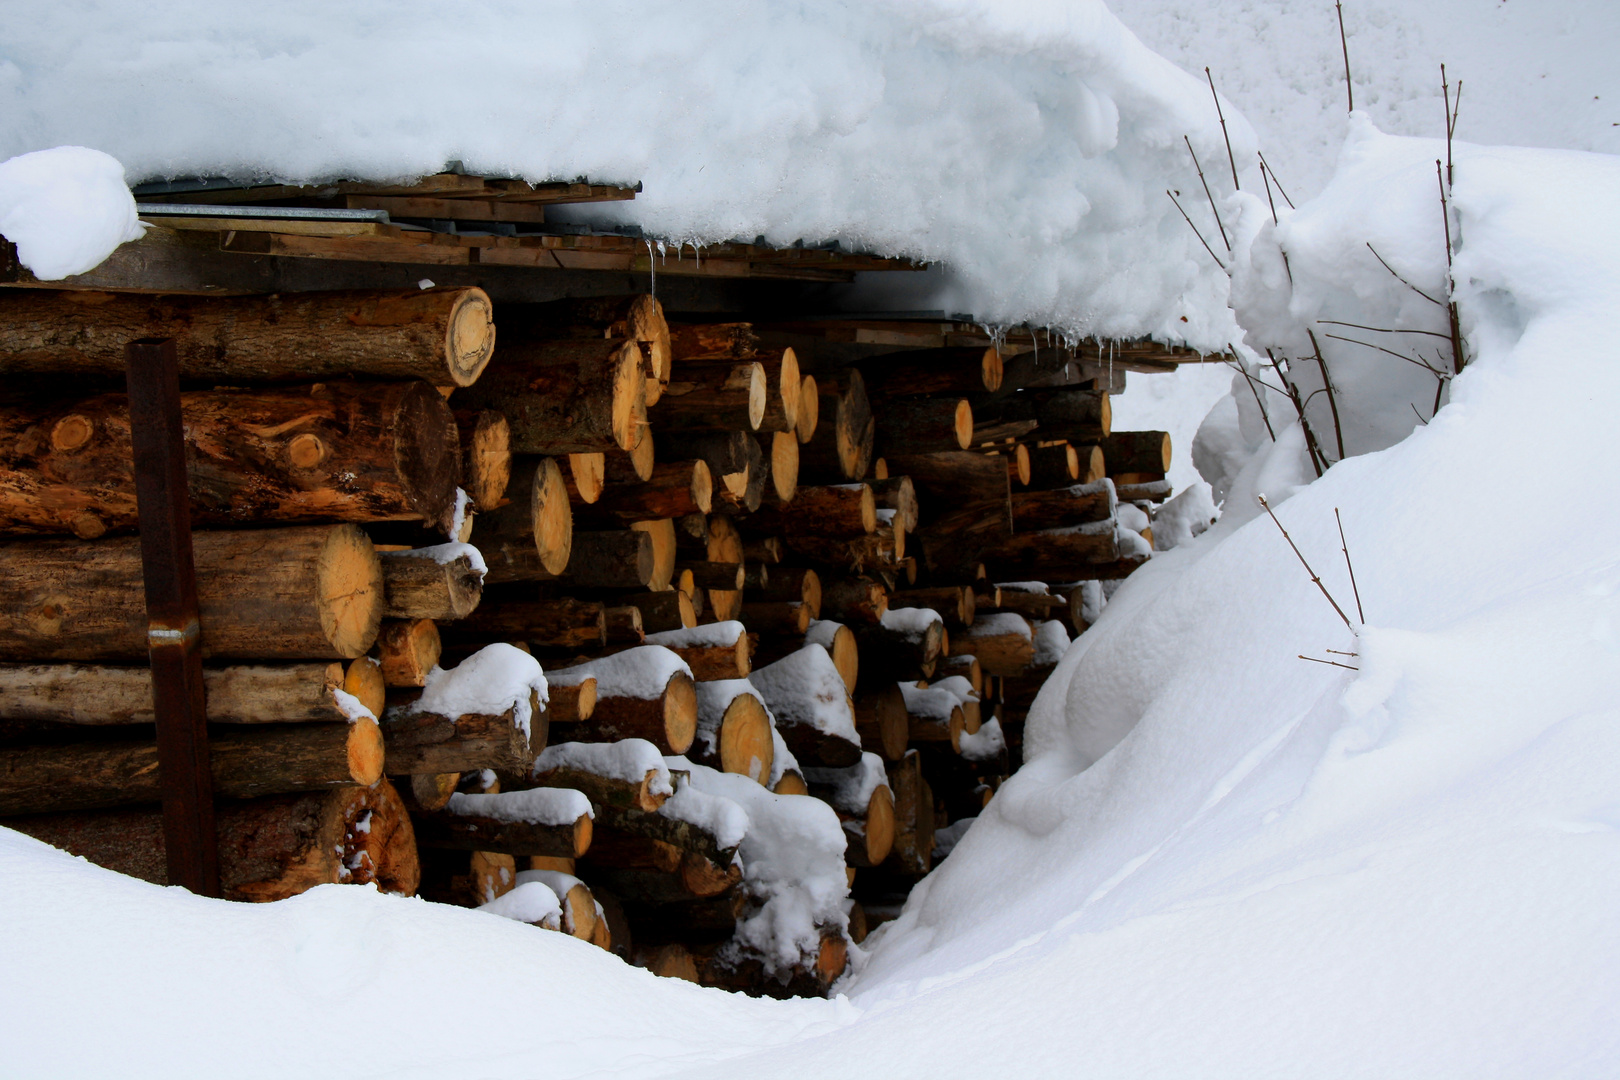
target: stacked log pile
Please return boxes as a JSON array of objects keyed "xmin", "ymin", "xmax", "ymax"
[{"xmin": 0, "ymin": 283, "xmax": 1177, "ymax": 996}]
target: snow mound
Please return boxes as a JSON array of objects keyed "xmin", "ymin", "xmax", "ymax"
[
  {"xmin": 402, "ymin": 643, "xmax": 547, "ymax": 739},
  {"xmin": 548, "ymin": 646, "xmax": 690, "ymax": 699},
  {"xmin": 0, "ymin": 146, "xmax": 143, "ymax": 279}
]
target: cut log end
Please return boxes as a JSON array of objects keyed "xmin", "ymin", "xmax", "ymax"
[
  {"xmin": 343, "ymin": 657, "xmax": 386, "ymax": 718},
  {"xmin": 632, "ymin": 518, "xmax": 677, "ymax": 592},
  {"xmin": 773, "ymin": 771, "xmax": 809, "ymax": 797},
  {"xmin": 981, "ymin": 347, "xmax": 1004, "ymax": 392},
  {"xmin": 464, "ymin": 411, "xmax": 513, "ymax": 512},
  {"xmin": 317, "ymin": 524, "xmax": 386, "ymax": 658},
  {"xmin": 796, "ymin": 375, "xmax": 819, "ymax": 444},
  {"xmin": 952, "ymin": 399, "xmax": 974, "ymax": 449},
  {"xmin": 611, "ymin": 341, "xmax": 649, "ymax": 452},
  {"xmin": 445, "ymin": 287, "xmax": 497, "ymax": 387},
  {"xmin": 347, "ymin": 715, "xmax": 386, "ymax": 786},
  {"xmin": 568, "ymin": 452, "xmax": 606, "ymax": 504},
  {"xmin": 865, "ymin": 785, "xmax": 896, "ymax": 865},
  {"xmin": 770, "ymin": 431, "xmax": 799, "ymax": 504},
  {"xmin": 691, "ymin": 458, "xmax": 714, "ymax": 514},
  {"xmin": 534, "ymin": 457, "xmax": 574, "ymax": 575},
  {"xmin": 719, "ymin": 691, "xmax": 775, "ymax": 784},
  {"xmin": 664, "ymin": 671, "xmax": 698, "ymax": 756}
]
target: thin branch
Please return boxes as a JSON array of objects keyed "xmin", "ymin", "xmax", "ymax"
[
  {"xmin": 1259, "ymin": 154, "xmax": 1281, "ymax": 225},
  {"xmin": 1206, "ymin": 67, "xmax": 1241, "ymax": 191},
  {"xmin": 1325, "ymin": 649, "xmax": 1359, "ymax": 657},
  {"xmin": 1167, "ymin": 189, "xmax": 1227, "ymax": 270},
  {"xmin": 1316, "ymin": 318, "xmax": 1451, "ymax": 341},
  {"xmin": 1258, "ymin": 151, "xmax": 1295, "ymax": 208},
  {"xmin": 1306, "ymin": 327, "xmax": 1347, "ymax": 462},
  {"xmin": 1267, "ymin": 349, "xmax": 1326, "ymax": 477},
  {"xmin": 1436, "ymin": 160, "xmax": 1467, "ymax": 375},
  {"xmin": 1366, "ymin": 243, "xmax": 1445, "ymax": 306},
  {"xmin": 1321, "ymin": 332, "xmax": 1450, "ymax": 376},
  {"xmin": 1335, "ymin": 507, "xmax": 1365, "ymax": 624},
  {"xmin": 1336, "ymin": 0, "xmax": 1354, "ymax": 114},
  {"xmin": 1300, "ymin": 655, "xmax": 1360, "ymax": 671},
  {"xmin": 1226, "ymin": 357, "xmax": 1278, "ymax": 441},
  {"xmin": 1184, "ymin": 137, "xmax": 1231, "ymax": 251},
  {"xmin": 1410, "ymin": 402, "xmax": 1429, "ymax": 426},
  {"xmin": 1258, "ymin": 494, "xmax": 1358, "ymax": 632}
]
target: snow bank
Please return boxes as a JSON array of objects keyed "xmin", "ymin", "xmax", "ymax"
[
  {"xmin": 547, "ymin": 646, "xmax": 690, "ymax": 699},
  {"xmin": 0, "ymin": 1, "xmax": 1250, "ymax": 340},
  {"xmin": 748, "ymin": 646, "xmax": 859, "ymax": 742},
  {"xmin": 448, "ymin": 787, "xmax": 592, "ymax": 826},
  {"xmin": 0, "ymin": 146, "xmax": 143, "ymax": 279},
  {"xmin": 399, "ymin": 643, "xmax": 546, "ymax": 739},
  {"xmin": 680, "ymin": 762, "xmax": 850, "ymax": 979}
]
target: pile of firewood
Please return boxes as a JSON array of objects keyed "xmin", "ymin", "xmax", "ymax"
[{"xmin": 0, "ymin": 285, "xmax": 1172, "ymax": 998}]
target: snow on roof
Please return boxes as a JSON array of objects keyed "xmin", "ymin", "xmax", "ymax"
[{"xmin": 0, "ymin": 0, "xmax": 1250, "ymax": 343}]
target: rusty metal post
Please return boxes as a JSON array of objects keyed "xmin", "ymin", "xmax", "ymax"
[{"xmin": 125, "ymin": 337, "xmax": 220, "ymax": 896}]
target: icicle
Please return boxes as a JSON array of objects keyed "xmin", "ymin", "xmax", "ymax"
[{"xmin": 643, "ymin": 239, "xmax": 656, "ymax": 298}]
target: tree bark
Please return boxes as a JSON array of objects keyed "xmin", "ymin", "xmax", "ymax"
[
  {"xmin": 890, "ymin": 586, "xmax": 974, "ymax": 627},
  {"xmin": 0, "ymin": 660, "xmax": 357, "ymax": 724},
  {"xmin": 380, "ymin": 704, "xmax": 533, "ymax": 775},
  {"xmin": 379, "ymin": 548, "xmax": 484, "ymax": 620},
  {"xmin": 1026, "ymin": 442, "xmax": 1080, "ymax": 488},
  {"xmin": 981, "ymin": 526, "xmax": 1120, "ymax": 581},
  {"xmin": 867, "ymin": 476, "xmax": 918, "ymax": 532},
  {"xmin": 411, "ymin": 804, "xmax": 592, "ymax": 859},
  {"xmin": 0, "ymin": 286, "xmax": 495, "ymax": 386},
  {"xmin": 454, "ymin": 338, "xmax": 647, "ymax": 453},
  {"xmin": 755, "ymin": 348, "xmax": 801, "ymax": 435},
  {"xmin": 443, "ymin": 597, "xmax": 606, "ymax": 651},
  {"xmin": 854, "ymin": 616, "xmax": 945, "ymax": 688},
  {"xmin": 456, "ymin": 409, "xmax": 511, "ymax": 513},
  {"xmin": 529, "ymin": 763, "xmax": 667, "ymax": 814},
  {"xmin": 992, "ymin": 387, "xmax": 1111, "ymax": 443},
  {"xmin": 473, "ymin": 456, "xmax": 574, "ymax": 584},
  {"xmin": 0, "ymin": 523, "xmax": 383, "ymax": 661},
  {"xmin": 621, "ymin": 590, "xmax": 695, "ymax": 634},
  {"xmin": 745, "ymin": 483, "xmax": 874, "ymax": 539},
  {"xmin": 872, "ymin": 397, "xmax": 973, "ymax": 456},
  {"xmin": 1009, "ymin": 481, "xmax": 1114, "ymax": 532},
  {"xmin": 0, "ymin": 717, "xmax": 384, "ymax": 815},
  {"xmin": 580, "ymin": 460, "xmax": 712, "ymax": 526},
  {"xmin": 654, "ymin": 362, "xmax": 766, "ymax": 431},
  {"xmin": 499, "ymin": 295, "xmax": 670, "ymax": 404},
  {"xmin": 886, "ymin": 451, "xmax": 1011, "ymax": 582},
  {"xmin": 555, "ymin": 530, "xmax": 655, "ymax": 589},
  {"xmin": 821, "ymin": 578, "xmax": 888, "ymax": 626},
  {"xmin": 884, "ymin": 750, "xmax": 934, "ymax": 878},
  {"xmin": 854, "ymin": 684, "xmax": 909, "ymax": 761},
  {"xmin": 857, "ymin": 346, "xmax": 1002, "ymax": 398},
  {"xmin": 0, "ymin": 380, "xmax": 462, "ymax": 538},
  {"xmin": 950, "ymin": 617, "xmax": 1036, "ymax": 677},
  {"xmin": 1101, "ymin": 430, "xmax": 1172, "ymax": 474}
]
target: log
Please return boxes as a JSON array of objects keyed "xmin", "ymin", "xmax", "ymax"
[
  {"xmin": 746, "ymin": 483, "xmax": 874, "ymax": 539},
  {"xmin": 412, "ymin": 793, "xmax": 593, "ymax": 860},
  {"xmin": 544, "ymin": 679, "xmax": 598, "ymax": 724},
  {"xmin": 885, "ymin": 750, "xmax": 934, "ymax": 877},
  {"xmin": 5, "ymin": 778, "xmax": 419, "ymax": 901},
  {"xmin": 678, "ymin": 560, "xmax": 745, "ymax": 591},
  {"xmin": 704, "ymin": 515, "xmax": 745, "ymax": 621},
  {"xmin": 821, "ymin": 577, "xmax": 887, "ymax": 626},
  {"xmin": 454, "ymin": 338, "xmax": 646, "ymax": 453},
  {"xmin": 1026, "ymin": 442, "xmax": 1080, "ymax": 488},
  {"xmin": 756, "ymin": 348, "xmax": 801, "ymax": 435},
  {"xmin": 591, "ymin": 798, "xmax": 737, "ymax": 869},
  {"xmin": 795, "ymin": 374, "xmax": 820, "ymax": 443},
  {"xmin": 604, "ymin": 606, "xmax": 645, "ymax": 645},
  {"xmin": 809, "ymin": 620, "xmax": 860, "ymax": 693},
  {"xmin": 695, "ymin": 931, "xmax": 848, "ymax": 999},
  {"xmin": 691, "ymin": 683, "xmax": 774, "ymax": 783},
  {"xmin": 0, "ymin": 660, "xmax": 358, "ymax": 725},
  {"xmin": 582, "ymin": 460, "xmax": 712, "ymax": 525},
  {"xmin": 582, "ymin": 834, "xmax": 741, "ymax": 902},
  {"xmin": 884, "ymin": 451, "xmax": 1011, "ymax": 578},
  {"xmin": 630, "ymin": 518, "xmax": 677, "ymax": 592},
  {"xmin": 659, "ymin": 432, "xmax": 752, "ymax": 509},
  {"xmin": 668, "ymin": 322, "xmax": 759, "ymax": 361},
  {"xmin": 380, "ymin": 704, "xmax": 533, "ymax": 775},
  {"xmin": 655, "ymin": 361, "xmax": 766, "ymax": 431},
  {"xmin": 443, "ymin": 596, "xmax": 605, "ymax": 651},
  {"xmin": 902, "ymin": 684, "xmax": 965, "ymax": 752},
  {"xmin": 994, "ymin": 387, "xmax": 1111, "ymax": 443},
  {"xmin": 0, "ymin": 718, "xmax": 384, "ymax": 816},
  {"xmin": 774, "ymin": 771, "xmax": 809, "ymax": 797},
  {"xmin": 379, "ymin": 547, "xmax": 483, "ymax": 620},
  {"xmin": 1004, "ymin": 444, "xmax": 1032, "ymax": 486},
  {"xmin": 627, "ymin": 888, "xmax": 748, "ymax": 943},
  {"xmin": 798, "ymin": 370, "xmax": 873, "ymax": 483},
  {"xmin": 547, "ymin": 661, "xmax": 697, "ymax": 756},
  {"xmin": 854, "ymin": 614, "xmax": 945, "ymax": 687},
  {"xmin": 1009, "ymin": 480, "xmax": 1115, "ymax": 532},
  {"xmin": 740, "ymin": 601, "xmax": 809, "ymax": 635},
  {"xmin": 1115, "ymin": 479, "xmax": 1172, "ymax": 503},
  {"xmin": 950, "ymin": 613, "xmax": 1036, "ymax": 677},
  {"xmin": 0, "ymin": 523, "xmax": 383, "ymax": 662},
  {"xmin": 555, "ymin": 529, "xmax": 655, "ymax": 590},
  {"xmin": 621, "ymin": 590, "xmax": 695, "ymax": 634},
  {"xmin": 981, "ymin": 525, "xmax": 1120, "ymax": 581},
  {"xmin": 832, "ymin": 785, "xmax": 895, "ymax": 868},
  {"xmin": 857, "ymin": 346, "xmax": 1002, "ymax": 398},
  {"xmin": 500, "ymin": 295, "xmax": 670, "ymax": 405},
  {"xmin": 1101, "ymin": 430, "xmax": 1172, "ymax": 474},
  {"xmin": 741, "ymin": 536, "xmax": 782, "ymax": 565},
  {"xmin": 530, "ymin": 762, "xmax": 667, "ymax": 815},
  {"xmin": 867, "ymin": 477, "xmax": 918, "ymax": 533},
  {"xmin": 872, "ymin": 397, "xmax": 973, "ymax": 456},
  {"xmin": 473, "ymin": 457, "xmax": 573, "ymax": 583},
  {"xmin": 405, "ymin": 772, "xmax": 460, "ymax": 812},
  {"xmin": 750, "ymin": 566, "xmax": 820, "ymax": 616},
  {"xmin": 458, "ymin": 410, "xmax": 512, "ymax": 513},
  {"xmin": 343, "ymin": 656, "xmax": 387, "ymax": 719},
  {"xmin": 764, "ymin": 431, "xmax": 799, "ymax": 504},
  {"xmin": 0, "ymin": 380, "xmax": 463, "ymax": 538},
  {"xmin": 890, "ymin": 586, "xmax": 974, "ymax": 627},
  {"xmin": 749, "ymin": 647, "xmax": 862, "ymax": 768},
  {"xmin": 645, "ymin": 627, "xmax": 751, "ymax": 681},
  {"xmin": 854, "ymin": 684, "xmax": 909, "ymax": 760},
  {"xmin": 564, "ymin": 452, "xmax": 605, "ymax": 505},
  {"xmin": 0, "ymin": 287, "xmax": 495, "ymax": 386},
  {"xmin": 982, "ymin": 590, "xmax": 1066, "ymax": 621},
  {"xmin": 936, "ymin": 653, "xmax": 983, "ymax": 695}
]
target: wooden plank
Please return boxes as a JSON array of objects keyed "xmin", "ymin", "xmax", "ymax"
[
  {"xmin": 344, "ymin": 195, "xmax": 548, "ymax": 223},
  {"xmin": 124, "ymin": 338, "xmax": 220, "ymax": 897},
  {"xmin": 140, "ymin": 215, "xmax": 388, "ymax": 238}
]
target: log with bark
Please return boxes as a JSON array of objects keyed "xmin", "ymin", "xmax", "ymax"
[
  {"xmin": 454, "ymin": 338, "xmax": 647, "ymax": 453},
  {"xmin": 748, "ymin": 647, "xmax": 862, "ymax": 768},
  {"xmin": 5, "ymin": 778, "xmax": 419, "ymax": 900},
  {"xmin": 0, "ymin": 380, "xmax": 463, "ymax": 538},
  {"xmin": 580, "ymin": 460, "xmax": 712, "ymax": 525},
  {"xmin": 1101, "ymin": 430, "xmax": 1171, "ymax": 475},
  {"xmin": 499, "ymin": 295, "xmax": 671, "ymax": 405},
  {"xmin": 884, "ymin": 451, "xmax": 1011, "ymax": 581},
  {"xmin": 0, "ymin": 286, "xmax": 495, "ymax": 386},
  {"xmin": 643, "ymin": 623, "xmax": 752, "ymax": 681},
  {"xmin": 980, "ymin": 523, "xmax": 1120, "ymax": 581},
  {"xmin": 857, "ymin": 346, "xmax": 1003, "ymax": 398},
  {"xmin": 884, "ymin": 750, "xmax": 934, "ymax": 878},
  {"xmin": 0, "ymin": 717, "xmax": 385, "ymax": 816},
  {"xmin": 854, "ymin": 612, "xmax": 945, "ymax": 687},
  {"xmin": 655, "ymin": 361, "xmax": 766, "ymax": 431},
  {"xmin": 798, "ymin": 370, "xmax": 873, "ymax": 483},
  {"xmin": 442, "ymin": 596, "xmax": 606, "ymax": 651},
  {"xmin": 374, "ymin": 619, "xmax": 441, "ymax": 688},
  {"xmin": 457, "ymin": 409, "xmax": 512, "ymax": 513},
  {"xmin": 668, "ymin": 322, "xmax": 760, "ymax": 362},
  {"xmin": 689, "ymin": 682, "xmax": 775, "ymax": 784},
  {"xmin": 948, "ymin": 613, "xmax": 1035, "ymax": 677},
  {"xmin": 620, "ymin": 590, "xmax": 695, "ymax": 634},
  {"xmin": 889, "ymin": 586, "xmax": 974, "ymax": 628},
  {"xmin": 604, "ymin": 606, "xmax": 645, "ymax": 645},
  {"xmin": 872, "ymin": 397, "xmax": 973, "ymax": 456},
  {"xmin": 1025, "ymin": 442, "xmax": 1080, "ymax": 488},
  {"xmin": 546, "ymin": 655, "xmax": 697, "ymax": 756},
  {"xmin": 867, "ymin": 476, "xmax": 918, "ymax": 533},
  {"xmin": 854, "ymin": 683, "xmax": 909, "ymax": 761},
  {"xmin": 820, "ymin": 577, "xmax": 888, "ymax": 626},
  {"xmin": 380, "ymin": 701, "xmax": 534, "ymax": 776},
  {"xmin": 745, "ymin": 483, "xmax": 874, "ymax": 539},
  {"xmin": 1008, "ymin": 479, "xmax": 1115, "ymax": 532},
  {"xmin": 411, "ymin": 789, "xmax": 594, "ymax": 859},
  {"xmin": 755, "ymin": 348, "xmax": 801, "ymax": 435},
  {"xmin": 470, "ymin": 456, "xmax": 573, "ymax": 584},
  {"xmin": 0, "ymin": 523, "xmax": 383, "ymax": 661},
  {"xmin": 992, "ymin": 387, "xmax": 1112, "ymax": 443},
  {"xmin": 901, "ymin": 683, "xmax": 965, "ymax": 752},
  {"xmin": 553, "ymin": 529, "xmax": 655, "ymax": 590},
  {"xmin": 379, "ymin": 547, "xmax": 484, "ymax": 620}
]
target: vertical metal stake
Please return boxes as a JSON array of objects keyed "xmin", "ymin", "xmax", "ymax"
[{"xmin": 125, "ymin": 337, "xmax": 219, "ymax": 896}]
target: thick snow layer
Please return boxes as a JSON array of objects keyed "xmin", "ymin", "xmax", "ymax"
[
  {"xmin": 534, "ymin": 739, "xmax": 674, "ymax": 798},
  {"xmin": 680, "ymin": 762, "xmax": 850, "ymax": 979},
  {"xmin": 658, "ymin": 766, "xmax": 750, "ymax": 854},
  {"xmin": 398, "ymin": 643, "xmax": 546, "ymax": 739},
  {"xmin": 448, "ymin": 787, "xmax": 592, "ymax": 826},
  {"xmin": 958, "ymin": 716, "xmax": 1007, "ymax": 763},
  {"xmin": 898, "ymin": 682, "xmax": 961, "ymax": 724},
  {"xmin": 748, "ymin": 646, "xmax": 859, "ymax": 741},
  {"xmin": 1031, "ymin": 620, "xmax": 1071, "ymax": 667},
  {"xmin": 803, "ymin": 620, "xmax": 845, "ymax": 651},
  {"xmin": 645, "ymin": 621, "xmax": 746, "ymax": 649},
  {"xmin": 478, "ymin": 880, "xmax": 561, "ymax": 930},
  {"xmin": 960, "ymin": 612, "xmax": 1033, "ymax": 641},
  {"xmin": 802, "ymin": 754, "xmax": 891, "ymax": 817},
  {"xmin": 0, "ymin": 1, "xmax": 1251, "ymax": 341},
  {"xmin": 548, "ymin": 646, "xmax": 691, "ymax": 700},
  {"xmin": 0, "ymin": 146, "xmax": 143, "ymax": 279},
  {"xmin": 877, "ymin": 607, "xmax": 942, "ymax": 640},
  {"xmin": 928, "ymin": 675, "xmax": 978, "ymax": 707},
  {"xmin": 1152, "ymin": 480, "xmax": 1218, "ymax": 551}
]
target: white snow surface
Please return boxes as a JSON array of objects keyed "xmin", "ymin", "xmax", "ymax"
[
  {"xmin": 767, "ymin": 727, "xmax": 801, "ymax": 790},
  {"xmin": 478, "ymin": 880, "xmax": 562, "ymax": 930},
  {"xmin": 748, "ymin": 646, "xmax": 859, "ymax": 742},
  {"xmin": 802, "ymin": 754, "xmax": 891, "ymax": 818},
  {"xmin": 0, "ymin": 1, "xmax": 1250, "ymax": 342},
  {"xmin": 397, "ymin": 643, "xmax": 546, "ymax": 739},
  {"xmin": 447, "ymin": 787, "xmax": 592, "ymax": 826},
  {"xmin": 960, "ymin": 611, "xmax": 1033, "ymax": 641},
  {"xmin": 958, "ymin": 716, "xmax": 1007, "ymax": 764},
  {"xmin": 898, "ymin": 682, "xmax": 962, "ymax": 725},
  {"xmin": 645, "ymin": 621, "xmax": 746, "ymax": 650},
  {"xmin": 534, "ymin": 740, "xmax": 674, "ymax": 798},
  {"xmin": 658, "ymin": 766, "xmax": 750, "ymax": 853},
  {"xmin": 547, "ymin": 646, "xmax": 691, "ymax": 700},
  {"xmin": 877, "ymin": 607, "xmax": 943, "ymax": 640},
  {"xmin": 0, "ymin": 146, "xmax": 143, "ymax": 279},
  {"xmin": 1031, "ymin": 620, "xmax": 1071, "ymax": 667}
]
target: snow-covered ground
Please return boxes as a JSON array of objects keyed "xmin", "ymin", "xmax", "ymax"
[{"xmin": 5, "ymin": 2, "xmax": 1619, "ymax": 1076}]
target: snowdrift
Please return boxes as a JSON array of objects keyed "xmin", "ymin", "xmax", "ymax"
[{"xmin": 0, "ymin": 0, "xmax": 1248, "ymax": 340}]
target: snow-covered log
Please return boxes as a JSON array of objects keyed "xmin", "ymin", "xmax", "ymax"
[
  {"xmin": 546, "ymin": 647, "xmax": 697, "ymax": 755},
  {"xmin": 688, "ymin": 679, "xmax": 775, "ymax": 783},
  {"xmin": 412, "ymin": 787, "xmax": 594, "ymax": 859},
  {"xmin": 748, "ymin": 646, "xmax": 863, "ymax": 768},
  {"xmin": 378, "ymin": 544, "xmax": 484, "ymax": 620}
]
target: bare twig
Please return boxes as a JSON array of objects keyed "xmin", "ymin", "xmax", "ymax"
[
  {"xmin": 1266, "ymin": 349, "xmax": 1326, "ymax": 477},
  {"xmin": 1436, "ymin": 160, "xmax": 1466, "ymax": 374},
  {"xmin": 1226, "ymin": 357, "xmax": 1278, "ymax": 441},
  {"xmin": 1184, "ymin": 137, "xmax": 1231, "ymax": 251},
  {"xmin": 1321, "ymin": 332, "xmax": 1451, "ymax": 376},
  {"xmin": 1336, "ymin": 0, "xmax": 1354, "ymax": 114},
  {"xmin": 1335, "ymin": 507, "xmax": 1365, "ymax": 624},
  {"xmin": 1167, "ymin": 189, "xmax": 1227, "ymax": 270},
  {"xmin": 1206, "ymin": 68, "xmax": 1241, "ymax": 191},
  {"xmin": 1325, "ymin": 649, "xmax": 1359, "ymax": 657},
  {"xmin": 1410, "ymin": 402, "xmax": 1429, "ymax": 426},
  {"xmin": 1306, "ymin": 328, "xmax": 1347, "ymax": 462},
  {"xmin": 1259, "ymin": 154, "xmax": 1281, "ymax": 225},
  {"xmin": 1366, "ymin": 243, "xmax": 1444, "ymax": 306},
  {"xmin": 1258, "ymin": 151, "xmax": 1295, "ymax": 208},
  {"xmin": 1258, "ymin": 494, "xmax": 1358, "ymax": 632},
  {"xmin": 1316, "ymin": 318, "xmax": 1451, "ymax": 340},
  {"xmin": 1300, "ymin": 655, "xmax": 1360, "ymax": 671}
]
